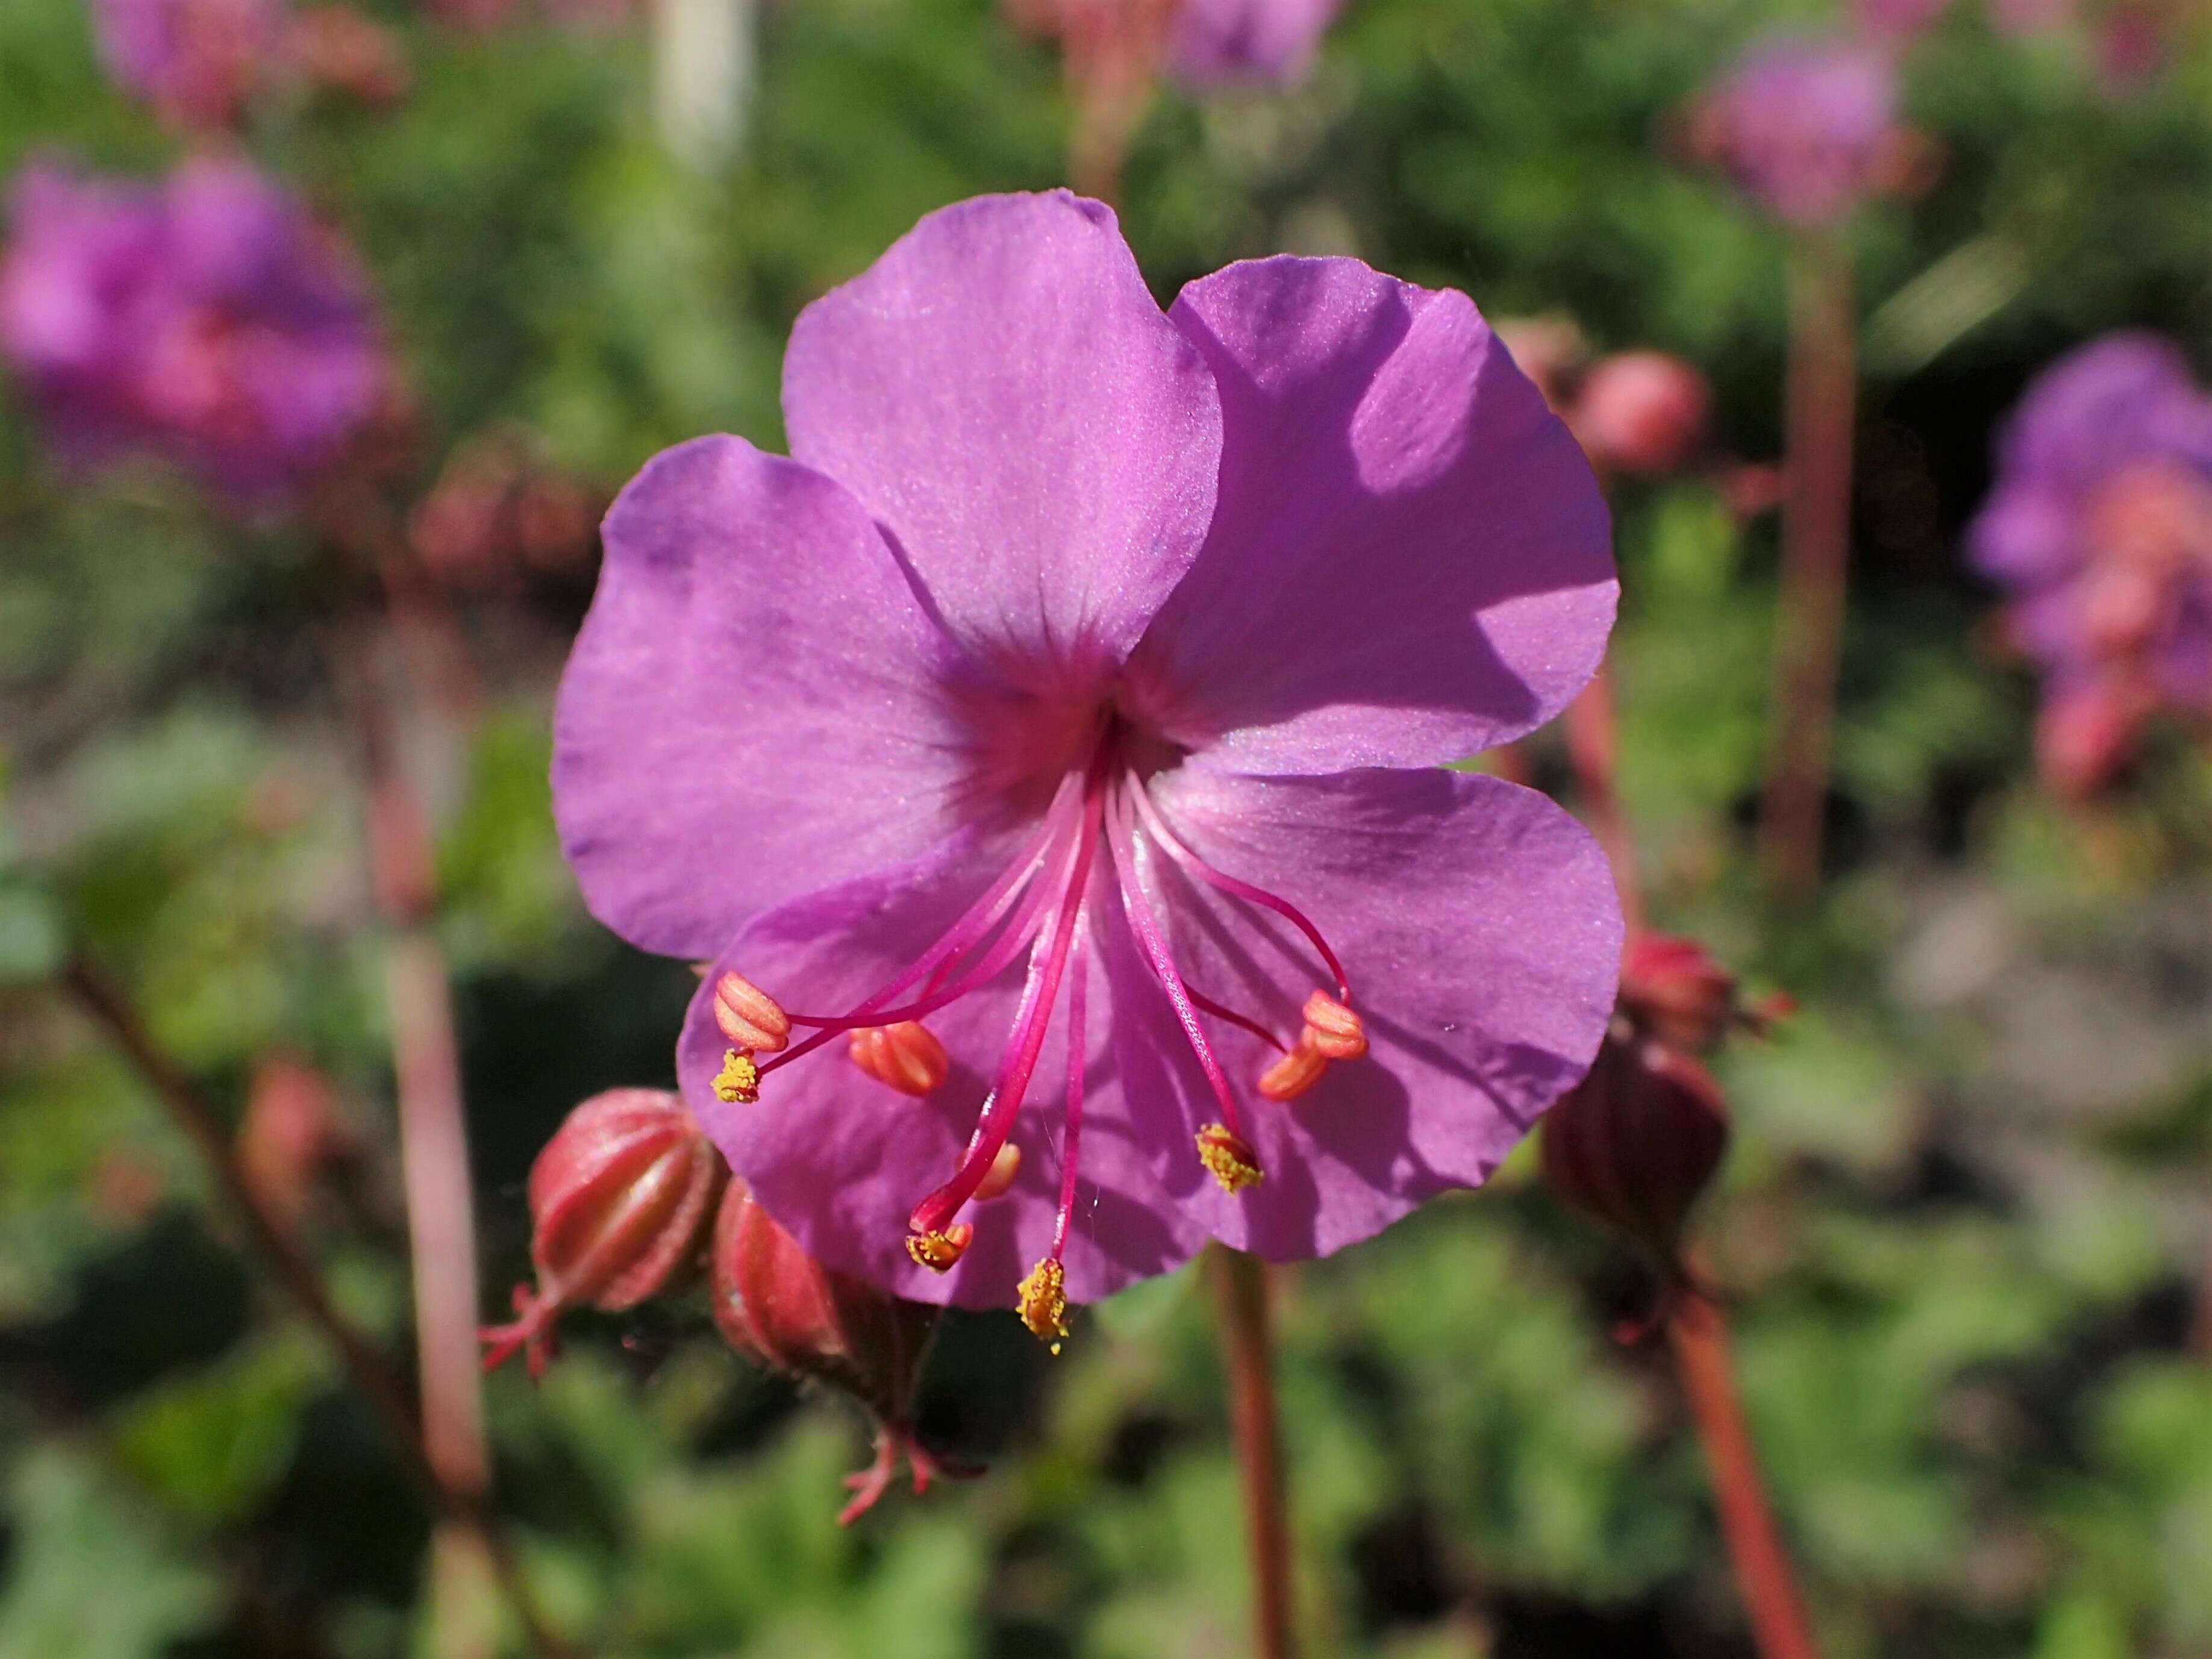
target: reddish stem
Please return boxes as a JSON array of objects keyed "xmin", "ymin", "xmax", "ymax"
[
  {"xmin": 337, "ymin": 620, "xmax": 502, "ymax": 1659},
  {"xmin": 1061, "ymin": 0, "xmax": 1172, "ymax": 203},
  {"xmin": 1563, "ymin": 666, "xmax": 1645, "ymax": 933},
  {"xmin": 1667, "ymin": 1289, "xmax": 1823, "ymax": 1659},
  {"xmin": 1759, "ymin": 232, "xmax": 1858, "ymax": 895},
  {"xmin": 1211, "ymin": 1246, "xmax": 1296, "ymax": 1659},
  {"xmin": 56, "ymin": 957, "xmax": 572, "ymax": 1659}
]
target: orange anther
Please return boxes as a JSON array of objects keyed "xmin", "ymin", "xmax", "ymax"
[
  {"xmin": 713, "ymin": 970, "xmax": 792, "ymax": 1054},
  {"xmin": 1016, "ymin": 1256, "xmax": 1070, "ymax": 1353},
  {"xmin": 1257, "ymin": 1040, "xmax": 1328, "ymax": 1101},
  {"xmin": 973, "ymin": 1143, "xmax": 1023, "ymax": 1202},
  {"xmin": 848, "ymin": 1022, "xmax": 950, "ymax": 1096},
  {"xmin": 1301, "ymin": 990, "xmax": 1367, "ymax": 1060}
]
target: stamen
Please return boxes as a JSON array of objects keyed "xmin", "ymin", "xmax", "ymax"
[
  {"xmin": 1125, "ymin": 776, "xmax": 1352, "ymax": 1003},
  {"xmin": 756, "ymin": 771, "xmax": 1087, "ymax": 1081},
  {"xmin": 907, "ymin": 775, "xmax": 1107, "ymax": 1243},
  {"xmin": 713, "ymin": 970, "xmax": 791, "ymax": 1053},
  {"xmin": 1104, "ymin": 784, "xmax": 1254, "ymax": 1148},
  {"xmin": 1196, "ymin": 1123, "xmax": 1264, "ymax": 1193},
  {"xmin": 1016, "ymin": 1257, "xmax": 1069, "ymax": 1354},
  {"xmin": 711, "ymin": 1049, "xmax": 760, "ymax": 1104},
  {"xmin": 906, "ymin": 1223, "xmax": 974, "ymax": 1272},
  {"xmin": 1187, "ymin": 982, "xmax": 1289, "ymax": 1053},
  {"xmin": 973, "ymin": 1143, "xmax": 1022, "ymax": 1202},
  {"xmin": 1301, "ymin": 990, "xmax": 1367, "ymax": 1061},
  {"xmin": 847, "ymin": 1021, "xmax": 951, "ymax": 1096},
  {"xmin": 1257, "ymin": 1040, "xmax": 1328, "ymax": 1102}
]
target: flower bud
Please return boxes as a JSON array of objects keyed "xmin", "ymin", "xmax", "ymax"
[
  {"xmin": 1619, "ymin": 933, "xmax": 1742, "ymax": 1053},
  {"xmin": 481, "ymin": 1089, "xmax": 725, "ymax": 1379},
  {"xmin": 710, "ymin": 1178, "xmax": 958, "ymax": 1522},
  {"xmin": 1540, "ymin": 1030, "xmax": 1729, "ymax": 1280},
  {"xmin": 848, "ymin": 1021, "xmax": 949, "ymax": 1096},
  {"xmin": 1570, "ymin": 351, "xmax": 1711, "ymax": 477},
  {"xmin": 713, "ymin": 969, "xmax": 792, "ymax": 1054}
]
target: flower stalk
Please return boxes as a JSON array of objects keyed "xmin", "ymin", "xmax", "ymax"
[
  {"xmin": 1560, "ymin": 610, "xmax": 1823, "ymax": 1659},
  {"xmin": 334, "ymin": 613, "xmax": 501, "ymax": 1659},
  {"xmin": 1211, "ymin": 1246, "xmax": 1296, "ymax": 1659},
  {"xmin": 55, "ymin": 955, "xmax": 572, "ymax": 1659},
  {"xmin": 1760, "ymin": 231, "xmax": 1858, "ymax": 894},
  {"xmin": 1667, "ymin": 1283, "xmax": 1823, "ymax": 1659}
]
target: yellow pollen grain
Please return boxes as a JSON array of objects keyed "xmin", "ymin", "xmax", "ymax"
[
  {"xmin": 712, "ymin": 1049, "xmax": 760, "ymax": 1104},
  {"xmin": 1016, "ymin": 1257, "xmax": 1070, "ymax": 1355},
  {"xmin": 1196, "ymin": 1125, "xmax": 1264, "ymax": 1194},
  {"xmin": 906, "ymin": 1228, "xmax": 970, "ymax": 1272}
]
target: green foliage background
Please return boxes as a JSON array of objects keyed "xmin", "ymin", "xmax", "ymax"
[{"xmin": 2, "ymin": 0, "xmax": 2212, "ymax": 1653}]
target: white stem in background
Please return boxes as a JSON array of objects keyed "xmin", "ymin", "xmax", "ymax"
[{"xmin": 654, "ymin": 0, "xmax": 757, "ymax": 167}]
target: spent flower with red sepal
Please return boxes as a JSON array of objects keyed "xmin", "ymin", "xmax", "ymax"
[
  {"xmin": 709, "ymin": 1177, "xmax": 961, "ymax": 1523},
  {"xmin": 553, "ymin": 190, "xmax": 1622, "ymax": 1351},
  {"xmin": 481, "ymin": 1089, "xmax": 725, "ymax": 1379}
]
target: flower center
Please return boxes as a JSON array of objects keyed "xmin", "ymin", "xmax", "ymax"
[{"xmin": 707, "ymin": 716, "xmax": 1367, "ymax": 1346}]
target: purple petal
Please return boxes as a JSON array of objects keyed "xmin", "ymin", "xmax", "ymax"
[
  {"xmin": 680, "ymin": 849, "xmax": 1208, "ymax": 1308},
  {"xmin": 782, "ymin": 192, "xmax": 1222, "ymax": 693},
  {"xmin": 1127, "ymin": 258, "xmax": 1615, "ymax": 775},
  {"xmin": 1126, "ymin": 766, "xmax": 1622, "ymax": 1260},
  {"xmin": 552, "ymin": 435, "xmax": 1011, "ymax": 959}
]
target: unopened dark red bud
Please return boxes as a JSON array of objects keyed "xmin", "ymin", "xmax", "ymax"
[
  {"xmin": 709, "ymin": 1178, "xmax": 960, "ymax": 1523},
  {"xmin": 481, "ymin": 1088, "xmax": 725, "ymax": 1379},
  {"xmin": 1540, "ymin": 1030, "xmax": 1729, "ymax": 1279},
  {"xmin": 1571, "ymin": 351, "xmax": 1712, "ymax": 477}
]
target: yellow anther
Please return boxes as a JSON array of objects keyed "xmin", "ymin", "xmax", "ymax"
[
  {"xmin": 905, "ymin": 1222, "xmax": 973, "ymax": 1272},
  {"xmin": 1301, "ymin": 990, "xmax": 1368, "ymax": 1060},
  {"xmin": 1257, "ymin": 1039, "xmax": 1328, "ymax": 1102},
  {"xmin": 1016, "ymin": 1256, "xmax": 1070, "ymax": 1354},
  {"xmin": 712, "ymin": 1048, "xmax": 760, "ymax": 1104},
  {"xmin": 713, "ymin": 970, "xmax": 791, "ymax": 1053},
  {"xmin": 973, "ymin": 1143, "xmax": 1023, "ymax": 1202},
  {"xmin": 1196, "ymin": 1123, "xmax": 1264, "ymax": 1193}
]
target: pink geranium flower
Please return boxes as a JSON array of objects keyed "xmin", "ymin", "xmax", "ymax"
[{"xmin": 552, "ymin": 192, "xmax": 1621, "ymax": 1335}]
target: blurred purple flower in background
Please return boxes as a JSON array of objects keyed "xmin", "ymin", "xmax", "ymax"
[
  {"xmin": 1695, "ymin": 37, "xmax": 1901, "ymax": 225},
  {"xmin": 1166, "ymin": 0, "xmax": 1343, "ymax": 89},
  {"xmin": 1970, "ymin": 333, "xmax": 2212, "ymax": 792},
  {"xmin": 552, "ymin": 191, "xmax": 1621, "ymax": 1338},
  {"xmin": 0, "ymin": 156, "xmax": 386, "ymax": 504},
  {"xmin": 1856, "ymin": 0, "xmax": 1952, "ymax": 43},
  {"xmin": 88, "ymin": 0, "xmax": 283, "ymax": 127}
]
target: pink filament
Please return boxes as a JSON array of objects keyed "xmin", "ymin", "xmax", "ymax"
[
  {"xmin": 1125, "ymin": 775, "xmax": 1352, "ymax": 1003},
  {"xmin": 1049, "ymin": 906, "xmax": 1090, "ymax": 1260},
  {"xmin": 756, "ymin": 770, "xmax": 1086, "ymax": 1078},
  {"xmin": 908, "ymin": 778, "xmax": 1105, "ymax": 1238},
  {"xmin": 1105, "ymin": 781, "xmax": 1249, "ymax": 1141}
]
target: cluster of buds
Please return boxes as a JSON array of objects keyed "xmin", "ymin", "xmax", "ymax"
[
  {"xmin": 710, "ymin": 1178, "xmax": 961, "ymax": 1523},
  {"xmin": 407, "ymin": 426, "xmax": 603, "ymax": 586},
  {"xmin": 485, "ymin": 1081, "xmax": 962, "ymax": 1523},
  {"xmin": 481, "ymin": 1088, "xmax": 725, "ymax": 1378},
  {"xmin": 1541, "ymin": 934, "xmax": 1786, "ymax": 1310}
]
